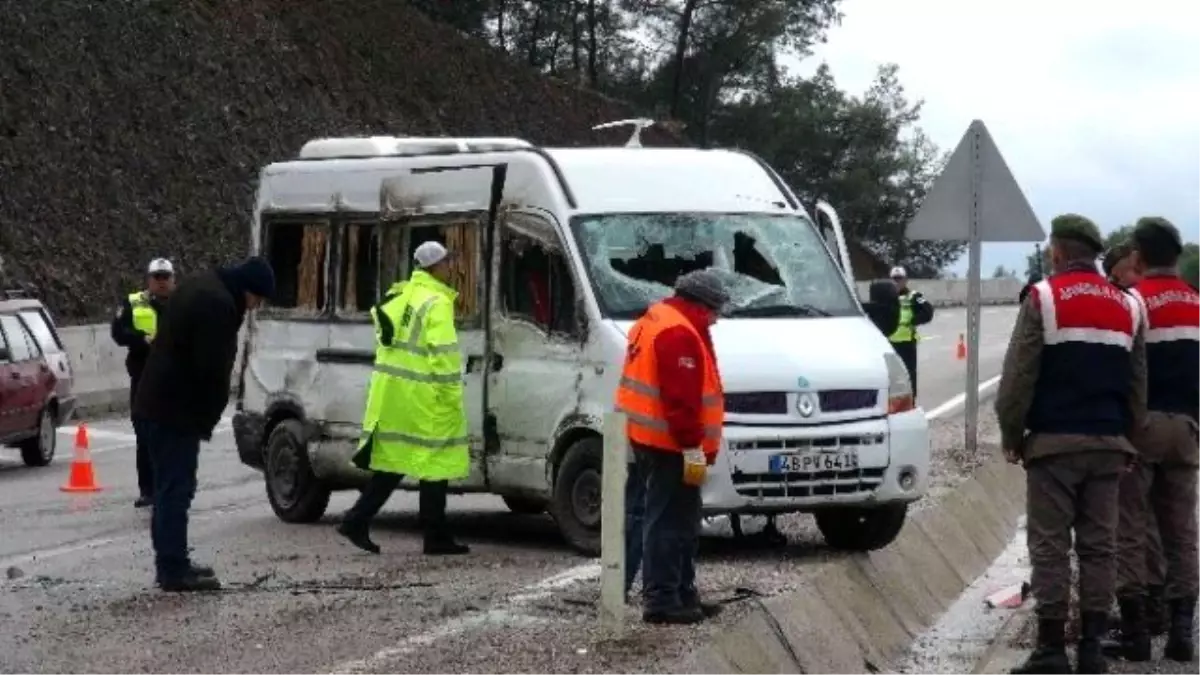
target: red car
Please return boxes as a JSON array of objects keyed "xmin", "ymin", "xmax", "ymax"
[{"xmin": 0, "ymin": 292, "xmax": 75, "ymax": 466}]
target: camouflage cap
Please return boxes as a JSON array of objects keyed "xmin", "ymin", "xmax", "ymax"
[
  {"xmin": 1134, "ymin": 216, "xmax": 1183, "ymax": 253},
  {"xmin": 1050, "ymin": 213, "xmax": 1104, "ymax": 252}
]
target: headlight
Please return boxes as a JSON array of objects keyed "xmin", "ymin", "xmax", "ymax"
[{"xmin": 884, "ymin": 351, "xmax": 915, "ymax": 414}]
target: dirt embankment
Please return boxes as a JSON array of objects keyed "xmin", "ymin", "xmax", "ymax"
[{"xmin": 0, "ymin": 0, "xmax": 675, "ymax": 323}]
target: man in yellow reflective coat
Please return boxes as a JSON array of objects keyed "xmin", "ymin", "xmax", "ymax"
[{"xmin": 337, "ymin": 240, "xmax": 470, "ymax": 556}]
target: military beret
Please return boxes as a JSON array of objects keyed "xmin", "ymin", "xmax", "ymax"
[
  {"xmin": 1050, "ymin": 213, "xmax": 1104, "ymax": 252},
  {"xmin": 1134, "ymin": 216, "xmax": 1183, "ymax": 253},
  {"xmin": 1102, "ymin": 243, "xmax": 1134, "ymax": 276}
]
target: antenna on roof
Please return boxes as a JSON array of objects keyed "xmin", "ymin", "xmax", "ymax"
[{"xmin": 591, "ymin": 118, "xmax": 656, "ymax": 148}]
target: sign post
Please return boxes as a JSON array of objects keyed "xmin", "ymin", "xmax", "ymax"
[
  {"xmin": 599, "ymin": 412, "xmax": 628, "ymax": 635},
  {"xmin": 907, "ymin": 120, "xmax": 1044, "ymax": 453}
]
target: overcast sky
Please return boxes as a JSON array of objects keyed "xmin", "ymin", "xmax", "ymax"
[{"xmin": 792, "ymin": 0, "xmax": 1200, "ymax": 276}]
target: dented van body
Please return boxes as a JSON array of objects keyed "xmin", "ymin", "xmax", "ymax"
[{"xmin": 232, "ymin": 134, "xmax": 930, "ymax": 555}]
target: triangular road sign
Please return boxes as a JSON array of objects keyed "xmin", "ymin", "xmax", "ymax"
[{"xmin": 907, "ymin": 120, "xmax": 1045, "ymax": 242}]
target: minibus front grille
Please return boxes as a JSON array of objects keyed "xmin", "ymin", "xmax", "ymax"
[{"xmin": 730, "ymin": 467, "xmax": 886, "ymax": 499}]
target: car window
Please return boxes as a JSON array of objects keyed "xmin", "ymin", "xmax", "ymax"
[
  {"xmin": 0, "ymin": 315, "xmax": 34, "ymax": 362},
  {"xmin": 18, "ymin": 310, "xmax": 62, "ymax": 354},
  {"xmin": 0, "ymin": 319, "xmax": 9, "ymax": 363}
]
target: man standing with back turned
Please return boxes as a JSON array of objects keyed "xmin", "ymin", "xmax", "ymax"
[
  {"xmin": 996, "ymin": 214, "xmax": 1146, "ymax": 674},
  {"xmin": 134, "ymin": 257, "xmax": 276, "ymax": 592},
  {"xmin": 1124, "ymin": 217, "xmax": 1199, "ymax": 663},
  {"xmin": 111, "ymin": 258, "xmax": 175, "ymax": 508},
  {"xmin": 337, "ymin": 240, "xmax": 470, "ymax": 557},
  {"xmin": 616, "ymin": 269, "xmax": 728, "ymax": 625}
]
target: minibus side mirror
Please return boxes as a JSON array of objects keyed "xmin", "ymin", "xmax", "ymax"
[{"xmin": 862, "ymin": 279, "xmax": 900, "ymax": 336}]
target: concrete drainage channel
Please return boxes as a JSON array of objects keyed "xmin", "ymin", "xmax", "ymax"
[{"xmin": 677, "ymin": 458, "xmax": 1026, "ymax": 674}]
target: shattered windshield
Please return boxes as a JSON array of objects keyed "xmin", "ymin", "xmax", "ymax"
[{"xmin": 571, "ymin": 212, "xmax": 860, "ymax": 320}]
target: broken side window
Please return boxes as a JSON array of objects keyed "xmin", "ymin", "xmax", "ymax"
[
  {"xmin": 337, "ymin": 221, "xmax": 381, "ymax": 315},
  {"xmin": 500, "ymin": 223, "xmax": 578, "ymax": 335},
  {"xmin": 380, "ymin": 219, "xmax": 482, "ymax": 327},
  {"xmin": 264, "ymin": 220, "xmax": 328, "ymax": 313}
]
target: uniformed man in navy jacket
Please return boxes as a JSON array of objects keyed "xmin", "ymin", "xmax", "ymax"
[{"xmin": 996, "ymin": 214, "xmax": 1147, "ymax": 674}]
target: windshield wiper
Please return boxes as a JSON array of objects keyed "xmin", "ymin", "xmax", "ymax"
[{"xmin": 723, "ymin": 303, "xmax": 833, "ymax": 318}]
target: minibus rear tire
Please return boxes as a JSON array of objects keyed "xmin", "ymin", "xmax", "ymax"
[
  {"xmin": 264, "ymin": 419, "xmax": 331, "ymax": 524},
  {"xmin": 814, "ymin": 503, "xmax": 908, "ymax": 551},
  {"xmin": 549, "ymin": 436, "xmax": 602, "ymax": 556}
]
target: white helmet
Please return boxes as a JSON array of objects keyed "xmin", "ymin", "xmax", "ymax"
[{"xmin": 889, "ymin": 266, "xmax": 907, "ymax": 279}]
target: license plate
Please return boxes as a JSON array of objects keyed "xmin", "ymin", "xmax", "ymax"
[{"xmin": 770, "ymin": 451, "xmax": 859, "ymax": 473}]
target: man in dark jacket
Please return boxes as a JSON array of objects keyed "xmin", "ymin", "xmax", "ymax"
[
  {"xmin": 133, "ymin": 257, "xmax": 275, "ymax": 592},
  {"xmin": 111, "ymin": 258, "xmax": 175, "ymax": 508}
]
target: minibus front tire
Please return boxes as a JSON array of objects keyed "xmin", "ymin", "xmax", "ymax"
[
  {"xmin": 264, "ymin": 419, "xmax": 331, "ymax": 524},
  {"xmin": 549, "ymin": 436, "xmax": 602, "ymax": 556},
  {"xmin": 814, "ymin": 503, "xmax": 908, "ymax": 551}
]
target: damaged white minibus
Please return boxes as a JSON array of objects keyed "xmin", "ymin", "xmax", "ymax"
[{"xmin": 232, "ymin": 127, "xmax": 930, "ymax": 555}]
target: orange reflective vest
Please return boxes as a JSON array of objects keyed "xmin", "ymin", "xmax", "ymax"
[{"xmin": 614, "ymin": 302, "xmax": 724, "ymax": 458}]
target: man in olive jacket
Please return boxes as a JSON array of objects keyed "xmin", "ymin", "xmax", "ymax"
[{"xmin": 133, "ymin": 257, "xmax": 275, "ymax": 592}]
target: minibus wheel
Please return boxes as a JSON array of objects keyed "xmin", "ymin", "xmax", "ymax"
[
  {"xmin": 264, "ymin": 419, "xmax": 331, "ymax": 524},
  {"xmin": 814, "ymin": 503, "xmax": 908, "ymax": 551},
  {"xmin": 549, "ymin": 436, "xmax": 602, "ymax": 556}
]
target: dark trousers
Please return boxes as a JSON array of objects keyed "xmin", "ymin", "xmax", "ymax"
[
  {"xmin": 344, "ymin": 472, "xmax": 450, "ymax": 539},
  {"xmin": 891, "ymin": 339, "xmax": 919, "ymax": 398},
  {"xmin": 1026, "ymin": 451, "xmax": 1125, "ymax": 620},
  {"xmin": 637, "ymin": 447, "xmax": 701, "ymax": 613},
  {"xmin": 1116, "ymin": 460, "xmax": 1167, "ymax": 594},
  {"xmin": 138, "ymin": 418, "xmax": 201, "ymax": 582},
  {"xmin": 130, "ymin": 376, "xmax": 153, "ymax": 498},
  {"xmin": 625, "ymin": 456, "xmax": 647, "ymax": 596}
]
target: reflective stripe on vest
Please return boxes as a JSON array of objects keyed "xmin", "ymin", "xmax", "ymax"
[
  {"xmin": 128, "ymin": 291, "xmax": 158, "ymax": 339},
  {"xmin": 365, "ymin": 285, "xmax": 466, "ymax": 449},
  {"xmin": 614, "ymin": 301, "xmax": 724, "ymax": 454},
  {"xmin": 1128, "ymin": 276, "xmax": 1200, "ymax": 416},
  {"xmin": 888, "ymin": 291, "xmax": 915, "ymax": 343}
]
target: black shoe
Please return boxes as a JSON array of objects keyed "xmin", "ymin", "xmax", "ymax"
[
  {"xmin": 643, "ymin": 606, "xmax": 705, "ymax": 625},
  {"xmin": 1077, "ymin": 611, "xmax": 1109, "ymax": 674},
  {"xmin": 1012, "ymin": 618, "xmax": 1070, "ymax": 674},
  {"xmin": 1146, "ymin": 585, "xmax": 1167, "ymax": 636},
  {"xmin": 423, "ymin": 537, "xmax": 469, "ymax": 555},
  {"xmin": 134, "ymin": 495, "xmax": 152, "ymax": 508},
  {"xmin": 190, "ymin": 563, "xmax": 215, "ymax": 578},
  {"xmin": 683, "ymin": 596, "xmax": 723, "ymax": 618},
  {"xmin": 159, "ymin": 572, "xmax": 222, "ymax": 592},
  {"xmin": 1112, "ymin": 595, "xmax": 1150, "ymax": 662},
  {"xmin": 336, "ymin": 522, "xmax": 381, "ymax": 554},
  {"xmin": 1164, "ymin": 596, "xmax": 1196, "ymax": 662}
]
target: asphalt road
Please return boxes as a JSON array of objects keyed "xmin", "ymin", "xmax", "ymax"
[{"xmin": 0, "ymin": 306, "xmax": 1020, "ymax": 673}]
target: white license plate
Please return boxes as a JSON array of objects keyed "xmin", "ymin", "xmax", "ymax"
[{"xmin": 770, "ymin": 451, "xmax": 859, "ymax": 473}]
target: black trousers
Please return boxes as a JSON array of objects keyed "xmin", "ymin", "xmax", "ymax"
[
  {"xmin": 636, "ymin": 447, "xmax": 701, "ymax": 614},
  {"xmin": 138, "ymin": 418, "xmax": 201, "ymax": 582},
  {"xmin": 891, "ymin": 339, "xmax": 919, "ymax": 399},
  {"xmin": 129, "ymin": 375, "xmax": 154, "ymax": 498},
  {"xmin": 344, "ymin": 472, "xmax": 450, "ymax": 539}
]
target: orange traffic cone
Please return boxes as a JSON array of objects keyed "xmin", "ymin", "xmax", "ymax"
[
  {"xmin": 60, "ymin": 424, "xmax": 102, "ymax": 493},
  {"xmin": 956, "ymin": 334, "xmax": 967, "ymax": 361}
]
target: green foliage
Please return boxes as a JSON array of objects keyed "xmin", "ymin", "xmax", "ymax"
[
  {"xmin": 1181, "ymin": 243, "xmax": 1199, "ymax": 288},
  {"xmin": 467, "ymin": 0, "xmax": 965, "ymax": 277}
]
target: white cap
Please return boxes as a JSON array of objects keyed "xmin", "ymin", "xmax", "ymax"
[
  {"xmin": 889, "ymin": 266, "xmax": 907, "ymax": 279},
  {"xmin": 413, "ymin": 241, "xmax": 449, "ymax": 269},
  {"xmin": 147, "ymin": 258, "xmax": 175, "ymax": 275}
]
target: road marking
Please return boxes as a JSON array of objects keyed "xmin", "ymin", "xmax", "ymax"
[
  {"xmin": 332, "ymin": 381, "xmax": 1011, "ymax": 670},
  {"xmin": 55, "ymin": 418, "xmax": 233, "ymax": 445},
  {"xmin": 926, "ymin": 374, "xmax": 1002, "ymax": 420}
]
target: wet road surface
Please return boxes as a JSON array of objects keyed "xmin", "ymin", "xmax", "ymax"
[{"xmin": 0, "ymin": 306, "xmax": 1019, "ymax": 673}]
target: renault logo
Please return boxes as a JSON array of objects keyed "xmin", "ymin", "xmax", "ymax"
[{"xmin": 796, "ymin": 393, "xmax": 817, "ymax": 417}]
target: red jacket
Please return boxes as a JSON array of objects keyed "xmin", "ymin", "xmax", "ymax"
[{"xmin": 651, "ymin": 296, "xmax": 715, "ymax": 449}]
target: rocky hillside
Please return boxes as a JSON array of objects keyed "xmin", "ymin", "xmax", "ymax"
[{"xmin": 0, "ymin": 0, "xmax": 677, "ymax": 323}]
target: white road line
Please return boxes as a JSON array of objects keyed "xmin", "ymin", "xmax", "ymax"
[
  {"xmin": 925, "ymin": 375, "xmax": 1002, "ymax": 420},
  {"xmin": 55, "ymin": 417, "xmax": 233, "ymax": 445},
  {"xmin": 331, "ymin": 381, "xmax": 1010, "ymax": 671}
]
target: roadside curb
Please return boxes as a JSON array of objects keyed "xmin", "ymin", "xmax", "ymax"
[{"xmin": 679, "ymin": 455, "xmax": 1026, "ymax": 674}]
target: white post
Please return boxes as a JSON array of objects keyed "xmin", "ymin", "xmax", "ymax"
[{"xmin": 600, "ymin": 412, "xmax": 628, "ymax": 635}]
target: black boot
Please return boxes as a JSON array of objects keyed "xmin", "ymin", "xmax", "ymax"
[
  {"xmin": 337, "ymin": 521, "xmax": 381, "ymax": 554},
  {"xmin": 1076, "ymin": 612, "xmax": 1109, "ymax": 674},
  {"xmin": 1012, "ymin": 618, "xmax": 1071, "ymax": 674},
  {"xmin": 1115, "ymin": 595, "xmax": 1151, "ymax": 662},
  {"xmin": 420, "ymin": 480, "xmax": 468, "ymax": 555},
  {"xmin": 1164, "ymin": 596, "xmax": 1196, "ymax": 662},
  {"xmin": 1145, "ymin": 585, "xmax": 1167, "ymax": 636}
]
